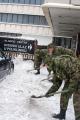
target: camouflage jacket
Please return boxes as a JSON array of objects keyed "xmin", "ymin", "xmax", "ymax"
[
  {"xmin": 33, "ymin": 46, "xmax": 80, "ymax": 97},
  {"xmin": 44, "ymin": 46, "xmax": 75, "ymax": 73},
  {"xmin": 34, "ymin": 46, "xmax": 75, "ymax": 70},
  {"xmin": 46, "ymin": 55, "xmax": 80, "ymax": 96},
  {"xmin": 34, "ymin": 49, "xmax": 47, "ymax": 69}
]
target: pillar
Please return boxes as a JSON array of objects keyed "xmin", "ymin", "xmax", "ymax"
[{"xmin": 76, "ymin": 33, "xmax": 80, "ymax": 57}]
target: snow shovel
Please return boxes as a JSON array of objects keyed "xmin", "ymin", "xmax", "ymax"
[{"xmin": 31, "ymin": 89, "xmax": 69, "ymax": 98}]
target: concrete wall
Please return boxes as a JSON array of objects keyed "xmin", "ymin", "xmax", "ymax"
[
  {"xmin": 0, "ymin": 3, "xmax": 52, "ymax": 45},
  {"xmin": 0, "ymin": 4, "xmax": 44, "ymax": 16},
  {"xmin": 45, "ymin": 0, "xmax": 70, "ymax": 4},
  {"xmin": 23, "ymin": 34, "xmax": 52, "ymax": 45},
  {"xmin": 45, "ymin": 0, "xmax": 80, "ymax": 5},
  {"xmin": 71, "ymin": 0, "xmax": 80, "ymax": 5},
  {"xmin": 0, "ymin": 23, "xmax": 52, "ymax": 37}
]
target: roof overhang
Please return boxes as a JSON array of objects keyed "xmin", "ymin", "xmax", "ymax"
[{"xmin": 42, "ymin": 3, "xmax": 80, "ymax": 37}]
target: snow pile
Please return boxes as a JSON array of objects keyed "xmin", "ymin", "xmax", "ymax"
[{"xmin": 0, "ymin": 57, "xmax": 75, "ymax": 120}]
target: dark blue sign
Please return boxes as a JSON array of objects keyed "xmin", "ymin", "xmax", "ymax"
[{"xmin": 0, "ymin": 37, "xmax": 37, "ymax": 54}]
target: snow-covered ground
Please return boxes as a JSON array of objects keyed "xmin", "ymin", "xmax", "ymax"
[{"xmin": 0, "ymin": 56, "xmax": 75, "ymax": 120}]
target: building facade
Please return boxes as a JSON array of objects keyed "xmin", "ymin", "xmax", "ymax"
[
  {"xmin": 0, "ymin": 0, "xmax": 52, "ymax": 45},
  {"xmin": 43, "ymin": 0, "xmax": 80, "ymax": 49},
  {"xmin": 45, "ymin": 0, "xmax": 80, "ymax": 5}
]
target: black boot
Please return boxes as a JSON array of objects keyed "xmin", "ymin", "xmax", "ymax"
[
  {"xmin": 53, "ymin": 109, "xmax": 66, "ymax": 120},
  {"xmin": 35, "ymin": 69, "xmax": 40, "ymax": 75}
]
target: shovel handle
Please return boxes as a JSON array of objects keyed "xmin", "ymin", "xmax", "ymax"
[{"xmin": 31, "ymin": 95, "xmax": 45, "ymax": 98}]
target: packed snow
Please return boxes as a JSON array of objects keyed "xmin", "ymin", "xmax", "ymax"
[{"xmin": 0, "ymin": 55, "xmax": 75, "ymax": 120}]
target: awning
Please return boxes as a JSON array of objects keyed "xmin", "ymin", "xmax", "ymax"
[{"xmin": 42, "ymin": 3, "xmax": 80, "ymax": 37}]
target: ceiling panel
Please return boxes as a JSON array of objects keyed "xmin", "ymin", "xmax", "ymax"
[
  {"xmin": 72, "ymin": 0, "xmax": 80, "ymax": 5},
  {"xmin": 42, "ymin": 3, "xmax": 80, "ymax": 37}
]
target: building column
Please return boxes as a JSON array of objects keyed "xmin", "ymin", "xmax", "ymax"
[
  {"xmin": 71, "ymin": 36, "xmax": 76, "ymax": 50},
  {"xmin": 76, "ymin": 33, "xmax": 80, "ymax": 57}
]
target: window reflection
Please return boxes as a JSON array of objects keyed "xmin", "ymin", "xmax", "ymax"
[
  {"xmin": 0, "ymin": 0, "xmax": 44, "ymax": 5},
  {"xmin": 0, "ymin": 13, "xmax": 48, "ymax": 26},
  {"xmin": 53, "ymin": 37, "xmax": 72, "ymax": 49}
]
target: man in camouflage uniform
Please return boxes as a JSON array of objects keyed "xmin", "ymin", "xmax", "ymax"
[
  {"xmin": 44, "ymin": 44, "xmax": 75, "ymax": 75},
  {"xmin": 33, "ymin": 44, "xmax": 80, "ymax": 120},
  {"xmin": 34, "ymin": 49, "xmax": 46, "ymax": 74},
  {"xmin": 45, "ymin": 55, "xmax": 80, "ymax": 120},
  {"xmin": 34, "ymin": 43, "xmax": 75, "ymax": 75},
  {"xmin": 34, "ymin": 43, "xmax": 55, "ymax": 75}
]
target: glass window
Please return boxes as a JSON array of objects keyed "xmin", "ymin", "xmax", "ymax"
[
  {"xmin": 12, "ymin": 14, "xmax": 18, "ymax": 23},
  {"xmin": 24, "ymin": 0, "xmax": 29, "ymax": 4},
  {"xmin": 0, "ymin": 0, "xmax": 44, "ymax": 4},
  {"xmin": 53, "ymin": 37, "xmax": 61, "ymax": 46},
  {"xmin": 7, "ymin": 14, "xmax": 12, "ymax": 22},
  {"xmin": 19, "ymin": 0, "xmax": 25, "ymax": 4},
  {"xmin": 2, "ymin": 14, "xmax": 7, "ymax": 22},
  {"xmin": 61, "ymin": 38, "xmax": 65, "ymax": 47},
  {"xmin": 64, "ymin": 38, "xmax": 67, "ymax": 48},
  {"xmin": 34, "ymin": 16, "xmax": 39, "ymax": 25},
  {"xmin": 8, "ymin": 0, "xmax": 14, "ymax": 3},
  {"xmin": 13, "ymin": 0, "xmax": 19, "ymax": 3},
  {"xmin": 3, "ymin": 0, "xmax": 9, "ymax": 3},
  {"xmin": 40, "ymin": 16, "xmax": 44, "ymax": 25},
  {"xmin": 0, "ymin": 0, "xmax": 3, "ymax": 2},
  {"xmin": 30, "ymin": 0, "xmax": 35, "ymax": 4},
  {"xmin": 36, "ymin": 0, "xmax": 41, "ymax": 5},
  {"xmin": 66, "ymin": 38, "xmax": 71, "ymax": 48},
  {"xmin": 23, "ymin": 15, "xmax": 28, "ymax": 24},
  {"xmin": 28, "ymin": 15, "xmax": 33, "ymax": 24},
  {"xmin": 41, "ymin": 16, "xmax": 48, "ymax": 25},
  {"xmin": 0, "ymin": 13, "xmax": 48, "ymax": 26},
  {"xmin": 40, "ymin": 0, "xmax": 44, "ymax": 4},
  {"xmin": 0, "ymin": 14, "xmax": 2, "ymax": 22},
  {"xmin": 18, "ymin": 14, "xmax": 23, "ymax": 23}
]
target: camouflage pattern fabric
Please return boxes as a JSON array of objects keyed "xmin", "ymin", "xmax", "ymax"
[
  {"xmin": 34, "ymin": 44, "xmax": 75, "ymax": 72},
  {"xmin": 73, "ymin": 91, "xmax": 80, "ymax": 120},
  {"xmin": 54, "ymin": 46, "xmax": 75, "ymax": 57},
  {"xmin": 34, "ymin": 47, "xmax": 54, "ymax": 74},
  {"xmin": 45, "ymin": 55, "xmax": 80, "ymax": 120},
  {"xmin": 34, "ymin": 49, "xmax": 45, "ymax": 70},
  {"xmin": 34, "ymin": 44, "xmax": 80, "ymax": 119},
  {"xmin": 44, "ymin": 45, "xmax": 75, "ymax": 74}
]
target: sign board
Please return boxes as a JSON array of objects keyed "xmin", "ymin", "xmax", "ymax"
[{"xmin": 0, "ymin": 37, "xmax": 37, "ymax": 54}]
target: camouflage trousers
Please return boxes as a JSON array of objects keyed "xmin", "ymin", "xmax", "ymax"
[
  {"xmin": 60, "ymin": 90, "xmax": 80, "ymax": 120},
  {"xmin": 73, "ymin": 91, "xmax": 80, "ymax": 120}
]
